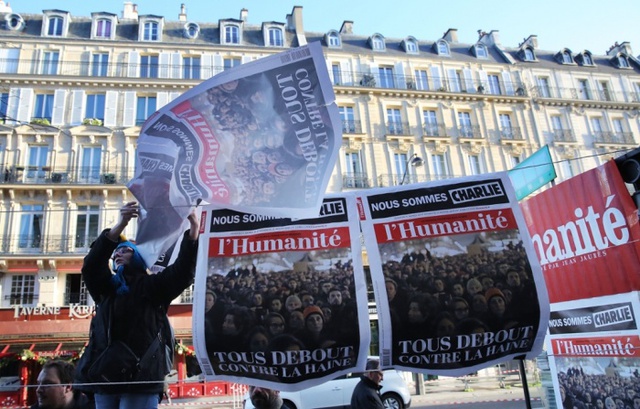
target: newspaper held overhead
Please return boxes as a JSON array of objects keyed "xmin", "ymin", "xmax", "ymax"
[
  {"xmin": 193, "ymin": 195, "xmax": 370, "ymax": 391},
  {"xmin": 128, "ymin": 42, "xmax": 341, "ymax": 268},
  {"xmin": 359, "ymin": 173, "xmax": 549, "ymax": 376}
]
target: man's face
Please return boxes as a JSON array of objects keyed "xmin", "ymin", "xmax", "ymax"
[
  {"xmin": 633, "ymin": 397, "xmax": 640, "ymax": 409},
  {"xmin": 367, "ymin": 370, "xmax": 384, "ymax": 386},
  {"xmin": 329, "ymin": 290, "xmax": 342, "ymax": 306},
  {"xmin": 36, "ymin": 367, "xmax": 71, "ymax": 409},
  {"xmin": 250, "ymin": 387, "xmax": 276, "ymax": 409}
]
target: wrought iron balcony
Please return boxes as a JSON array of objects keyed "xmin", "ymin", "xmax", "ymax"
[
  {"xmin": 0, "ymin": 235, "xmax": 93, "ymax": 254},
  {"xmin": 533, "ymin": 86, "xmax": 636, "ymax": 103},
  {"xmin": 458, "ymin": 125, "xmax": 482, "ymax": 139},
  {"xmin": 4, "ymin": 294, "xmax": 39, "ymax": 305},
  {"xmin": 593, "ymin": 131, "xmax": 635, "ymax": 145},
  {"xmin": 386, "ymin": 122, "xmax": 411, "ymax": 136},
  {"xmin": 63, "ymin": 292, "xmax": 89, "ymax": 306},
  {"xmin": 0, "ymin": 166, "xmax": 132, "ymax": 185},
  {"xmin": 553, "ymin": 129, "xmax": 576, "ymax": 143},
  {"xmin": 342, "ymin": 119, "xmax": 363, "ymax": 134},
  {"xmin": 500, "ymin": 126, "xmax": 523, "ymax": 141},
  {"xmin": 342, "ymin": 173, "xmax": 371, "ymax": 189},
  {"xmin": 423, "ymin": 124, "xmax": 447, "ymax": 138},
  {"xmin": 377, "ymin": 173, "xmax": 464, "ymax": 187}
]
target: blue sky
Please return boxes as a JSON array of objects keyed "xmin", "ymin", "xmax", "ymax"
[{"xmin": 12, "ymin": 0, "xmax": 640, "ymax": 55}]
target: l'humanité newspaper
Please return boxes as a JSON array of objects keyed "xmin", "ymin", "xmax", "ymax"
[
  {"xmin": 192, "ymin": 195, "xmax": 371, "ymax": 392},
  {"xmin": 360, "ymin": 172, "xmax": 549, "ymax": 376}
]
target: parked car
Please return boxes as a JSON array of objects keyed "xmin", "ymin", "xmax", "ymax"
[{"xmin": 243, "ymin": 364, "xmax": 412, "ymax": 409}]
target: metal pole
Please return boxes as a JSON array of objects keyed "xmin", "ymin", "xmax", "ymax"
[{"xmin": 519, "ymin": 359, "xmax": 532, "ymax": 409}]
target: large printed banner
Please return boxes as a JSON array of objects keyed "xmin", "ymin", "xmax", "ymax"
[
  {"xmin": 547, "ymin": 293, "xmax": 640, "ymax": 408},
  {"xmin": 520, "ymin": 160, "xmax": 640, "ymax": 303},
  {"xmin": 193, "ymin": 195, "xmax": 370, "ymax": 391},
  {"xmin": 360, "ymin": 173, "xmax": 548, "ymax": 376},
  {"xmin": 129, "ymin": 42, "xmax": 341, "ymax": 267}
]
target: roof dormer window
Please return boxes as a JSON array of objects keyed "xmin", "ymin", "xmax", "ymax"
[
  {"xmin": 402, "ymin": 37, "xmax": 418, "ymax": 54},
  {"xmin": 138, "ymin": 16, "xmax": 164, "ymax": 42},
  {"xmin": 370, "ymin": 34, "xmax": 385, "ymax": 51},
  {"xmin": 327, "ymin": 31, "xmax": 341, "ymax": 48},
  {"xmin": 436, "ymin": 40, "xmax": 450, "ymax": 56},
  {"xmin": 618, "ymin": 54, "xmax": 630, "ymax": 68},
  {"xmin": 562, "ymin": 51, "xmax": 573, "ymax": 64},
  {"xmin": 183, "ymin": 22, "xmax": 200, "ymax": 39},
  {"xmin": 474, "ymin": 44, "xmax": 488, "ymax": 58},
  {"xmin": 582, "ymin": 52, "xmax": 593, "ymax": 65},
  {"xmin": 262, "ymin": 23, "xmax": 285, "ymax": 47},
  {"xmin": 524, "ymin": 48, "xmax": 535, "ymax": 61},
  {"xmin": 42, "ymin": 11, "xmax": 71, "ymax": 38},
  {"xmin": 224, "ymin": 24, "xmax": 239, "ymax": 44},
  {"xmin": 91, "ymin": 13, "xmax": 117, "ymax": 40},
  {"xmin": 5, "ymin": 13, "xmax": 25, "ymax": 31}
]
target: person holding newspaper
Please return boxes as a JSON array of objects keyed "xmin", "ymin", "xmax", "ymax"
[{"xmin": 74, "ymin": 201, "xmax": 200, "ymax": 409}]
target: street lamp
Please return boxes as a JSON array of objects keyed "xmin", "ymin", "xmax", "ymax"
[{"xmin": 400, "ymin": 153, "xmax": 424, "ymax": 185}]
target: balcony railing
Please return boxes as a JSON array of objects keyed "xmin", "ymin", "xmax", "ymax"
[
  {"xmin": 533, "ymin": 86, "xmax": 638, "ymax": 103},
  {"xmin": 500, "ymin": 126, "xmax": 523, "ymax": 141},
  {"xmin": 458, "ymin": 125, "xmax": 482, "ymax": 139},
  {"xmin": 423, "ymin": 124, "xmax": 447, "ymax": 137},
  {"xmin": 4, "ymin": 294, "xmax": 39, "ymax": 305},
  {"xmin": 593, "ymin": 131, "xmax": 636, "ymax": 145},
  {"xmin": 386, "ymin": 122, "xmax": 411, "ymax": 136},
  {"xmin": 0, "ymin": 166, "xmax": 132, "ymax": 185},
  {"xmin": 553, "ymin": 129, "xmax": 576, "ymax": 143},
  {"xmin": 342, "ymin": 173, "xmax": 371, "ymax": 189},
  {"xmin": 342, "ymin": 119, "xmax": 363, "ymax": 134},
  {"xmin": 0, "ymin": 235, "xmax": 94, "ymax": 254},
  {"xmin": 378, "ymin": 173, "xmax": 465, "ymax": 187},
  {"xmin": 63, "ymin": 292, "xmax": 89, "ymax": 305}
]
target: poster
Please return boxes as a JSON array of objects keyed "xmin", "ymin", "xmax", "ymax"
[
  {"xmin": 192, "ymin": 195, "xmax": 370, "ymax": 391},
  {"xmin": 360, "ymin": 173, "xmax": 549, "ymax": 375},
  {"xmin": 128, "ymin": 42, "xmax": 341, "ymax": 267}
]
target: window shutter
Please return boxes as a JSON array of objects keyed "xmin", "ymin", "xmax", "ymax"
[
  {"xmin": 80, "ymin": 51, "xmax": 91, "ymax": 76},
  {"xmin": 340, "ymin": 61, "xmax": 353, "ymax": 86},
  {"xmin": 370, "ymin": 63, "xmax": 380, "ymax": 87},
  {"xmin": 478, "ymin": 70, "xmax": 489, "ymax": 90},
  {"xmin": 156, "ymin": 92, "xmax": 169, "ymax": 109},
  {"xmin": 122, "ymin": 91, "xmax": 136, "ymax": 127},
  {"xmin": 394, "ymin": 62, "xmax": 406, "ymax": 89},
  {"xmin": 70, "ymin": 90, "xmax": 85, "ymax": 125},
  {"xmin": 201, "ymin": 54, "xmax": 214, "ymax": 79},
  {"xmin": 51, "ymin": 89, "xmax": 67, "ymax": 126},
  {"xmin": 463, "ymin": 68, "xmax": 475, "ymax": 93},
  {"xmin": 104, "ymin": 91, "xmax": 117, "ymax": 127},
  {"xmin": 213, "ymin": 55, "xmax": 223, "ymax": 75},
  {"xmin": 430, "ymin": 66, "xmax": 443, "ymax": 90},
  {"xmin": 128, "ymin": 51, "xmax": 140, "ymax": 78},
  {"xmin": 447, "ymin": 69, "xmax": 460, "ymax": 92},
  {"xmin": 159, "ymin": 53, "xmax": 170, "ymax": 78},
  {"xmin": 501, "ymin": 71, "xmax": 514, "ymax": 95},
  {"xmin": 171, "ymin": 53, "xmax": 182, "ymax": 79},
  {"xmin": 241, "ymin": 56, "xmax": 252, "ymax": 64},
  {"xmin": 7, "ymin": 88, "xmax": 20, "ymax": 124}
]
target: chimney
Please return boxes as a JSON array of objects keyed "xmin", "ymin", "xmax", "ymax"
[
  {"xmin": 479, "ymin": 30, "xmax": 501, "ymax": 46},
  {"xmin": 442, "ymin": 28, "xmax": 458, "ymax": 43},
  {"xmin": 179, "ymin": 3, "xmax": 187, "ymax": 22},
  {"xmin": 340, "ymin": 20, "xmax": 353, "ymax": 35},
  {"xmin": 240, "ymin": 8, "xmax": 248, "ymax": 22},
  {"xmin": 521, "ymin": 34, "xmax": 538, "ymax": 49},
  {"xmin": 0, "ymin": 1, "xmax": 11, "ymax": 13},
  {"xmin": 122, "ymin": 2, "xmax": 138, "ymax": 20},
  {"xmin": 287, "ymin": 6, "xmax": 306, "ymax": 46},
  {"xmin": 607, "ymin": 41, "xmax": 633, "ymax": 57}
]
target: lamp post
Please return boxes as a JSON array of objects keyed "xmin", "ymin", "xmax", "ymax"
[{"xmin": 400, "ymin": 153, "xmax": 424, "ymax": 185}]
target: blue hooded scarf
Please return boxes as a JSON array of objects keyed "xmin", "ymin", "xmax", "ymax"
[{"xmin": 111, "ymin": 241, "xmax": 147, "ymax": 295}]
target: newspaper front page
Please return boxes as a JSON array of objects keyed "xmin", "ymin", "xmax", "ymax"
[
  {"xmin": 193, "ymin": 195, "xmax": 370, "ymax": 391},
  {"xmin": 360, "ymin": 173, "xmax": 549, "ymax": 376}
]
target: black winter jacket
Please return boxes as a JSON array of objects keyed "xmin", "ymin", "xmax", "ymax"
[
  {"xmin": 350, "ymin": 376, "xmax": 384, "ymax": 409},
  {"xmin": 74, "ymin": 229, "xmax": 197, "ymax": 394}
]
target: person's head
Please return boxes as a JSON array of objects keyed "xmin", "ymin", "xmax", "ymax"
[
  {"xmin": 385, "ymin": 279, "xmax": 398, "ymax": 301},
  {"xmin": 480, "ymin": 276, "xmax": 494, "ymax": 290},
  {"xmin": 605, "ymin": 396, "xmax": 616, "ymax": 409},
  {"xmin": 285, "ymin": 295, "xmax": 302, "ymax": 313},
  {"xmin": 452, "ymin": 283, "xmax": 465, "ymax": 297},
  {"xmin": 205, "ymin": 291, "xmax": 216, "ymax": 313},
  {"xmin": 364, "ymin": 359, "xmax": 384, "ymax": 386},
  {"xmin": 451, "ymin": 297, "xmax": 470, "ymax": 321},
  {"xmin": 269, "ymin": 298, "xmax": 282, "ymax": 313},
  {"xmin": 288, "ymin": 310, "xmax": 305, "ymax": 331},
  {"xmin": 251, "ymin": 292, "xmax": 263, "ymax": 307},
  {"xmin": 36, "ymin": 360, "xmax": 75, "ymax": 409},
  {"xmin": 471, "ymin": 294, "xmax": 488, "ymax": 313},
  {"xmin": 269, "ymin": 334, "xmax": 305, "ymax": 352},
  {"xmin": 433, "ymin": 278, "xmax": 445, "ymax": 292},
  {"xmin": 246, "ymin": 326, "xmax": 270, "ymax": 353},
  {"xmin": 626, "ymin": 389, "xmax": 636, "ymax": 402},
  {"xmin": 249, "ymin": 386, "xmax": 281, "ymax": 409},
  {"xmin": 485, "ymin": 288, "xmax": 506, "ymax": 317},
  {"xmin": 303, "ymin": 306, "xmax": 324, "ymax": 334},
  {"xmin": 596, "ymin": 398, "xmax": 604, "ymax": 409},
  {"xmin": 320, "ymin": 281, "xmax": 333, "ymax": 295},
  {"xmin": 265, "ymin": 312, "xmax": 286, "ymax": 337},
  {"xmin": 633, "ymin": 396, "xmax": 640, "ymax": 409},
  {"xmin": 300, "ymin": 292, "xmax": 314, "ymax": 308},
  {"xmin": 434, "ymin": 313, "xmax": 456, "ymax": 337},
  {"xmin": 112, "ymin": 241, "xmax": 147, "ymax": 271},
  {"xmin": 506, "ymin": 270, "xmax": 521, "ymax": 288},
  {"xmin": 466, "ymin": 278, "xmax": 483, "ymax": 296},
  {"xmin": 328, "ymin": 288, "xmax": 343, "ymax": 306},
  {"xmin": 457, "ymin": 317, "xmax": 489, "ymax": 335},
  {"xmin": 222, "ymin": 307, "xmax": 251, "ymax": 336}
]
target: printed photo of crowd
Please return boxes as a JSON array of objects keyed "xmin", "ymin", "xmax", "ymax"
[
  {"xmin": 202, "ymin": 249, "xmax": 361, "ymax": 363},
  {"xmin": 557, "ymin": 358, "xmax": 640, "ymax": 409},
  {"xmin": 376, "ymin": 230, "xmax": 541, "ymax": 352}
]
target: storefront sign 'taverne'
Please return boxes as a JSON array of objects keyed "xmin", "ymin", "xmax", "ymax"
[{"xmin": 12, "ymin": 304, "xmax": 95, "ymax": 319}]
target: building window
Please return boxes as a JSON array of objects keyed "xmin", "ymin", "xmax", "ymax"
[
  {"xmin": 92, "ymin": 53, "xmax": 109, "ymax": 77},
  {"xmin": 223, "ymin": 58, "xmax": 241, "ymax": 71},
  {"xmin": 76, "ymin": 205, "xmax": 99, "ymax": 249},
  {"xmin": 510, "ymin": 155, "xmax": 521, "ymax": 168},
  {"xmin": 537, "ymin": 77, "xmax": 551, "ymax": 98},
  {"xmin": 183, "ymin": 56, "xmax": 201, "ymax": 79},
  {"xmin": 268, "ymin": 28, "xmax": 283, "ymax": 46},
  {"xmin": 224, "ymin": 25, "xmax": 240, "ymax": 44},
  {"xmin": 597, "ymin": 81, "xmax": 611, "ymax": 101},
  {"xmin": 332, "ymin": 63, "xmax": 342, "ymax": 85},
  {"xmin": 143, "ymin": 21, "xmax": 159, "ymax": 41},
  {"xmin": 437, "ymin": 41, "xmax": 449, "ymax": 56},
  {"xmin": 423, "ymin": 110, "xmax": 439, "ymax": 136},
  {"xmin": 560, "ymin": 158, "xmax": 578, "ymax": 179},
  {"xmin": 524, "ymin": 48, "xmax": 535, "ymax": 61},
  {"xmin": 65, "ymin": 274, "xmax": 88, "ymax": 305},
  {"xmin": 475, "ymin": 44, "xmax": 487, "ymax": 58},
  {"xmin": 327, "ymin": 32, "xmax": 341, "ymax": 48},
  {"xmin": 180, "ymin": 283, "xmax": 195, "ymax": 303},
  {"xmin": 386, "ymin": 108, "xmax": 403, "ymax": 134},
  {"xmin": 140, "ymin": 55, "xmax": 159, "ymax": 78},
  {"xmin": 499, "ymin": 113, "xmax": 513, "ymax": 138},
  {"xmin": 551, "ymin": 115, "xmax": 563, "ymax": 131},
  {"xmin": 19, "ymin": 204, "xmax": 44, "ymax": 249},
  {"xmin": 371, "ymin": 35, "xmax": 385, "ymax": 51},
  {"xmin": 414, "ymin": 70, "xmax": 428, "ymax": 90},
  {"xmin": 448, "ymin": 70, "xmax": 463, "ymax": 92},
  {"xmin": 578, "ymin": 79, "xmax": 591, "ymax": 100},
  {"xmin": 80, "ymin": 146, "xmax": 102, "ymax": 183},
  {"xmin": 394, "ymin": 152, "xmax": 408, "ymax": 183},
  {"xmin": 591, "ymin": 117, "xmax": 603, "ymax": 136},
  {"xmin": 562, "ymin": 51, "xmax": 573, "ymax": 64},
  {"xmin": 0, "ymin": 92, "xmax": 8, "ymax": 123},
  {"xmin": 458, "ymin": 111, "xmax": 473, "ymax": 137},
  {"xmin": 378, "ymin": 66, "xmax": 395, "ymax": 88},
  {"xmin": 432, "ymin": 153, "xmax": 449, "ymax": 178},
  {"xmin": 344, "ymin": 151, "xmax": 365, "ymax": 188},
  {"xmin": 488, "ymin": 74, "xmax": 501, "ymax": 95},
  {"xmin": 582, "ymin": 53, "xmax": 593, "ymax": 65},
  {"xmin": 47, "ymin": 16, "xmax": 63, "ymax": 36},
  {"xmin": 468, "ymin": 155, "xmax": 482, "ymax": 175},
  {"xmin": 42, "ymin": 51, "xmax": 59, "ymax": 75},
  {"xmin": 613, "ymin": 118, "xmax": 624, "ymax": 134},
  {"xmin": 34, "ymin": 94, "xmax": 54, "ymax": 122},
  {"xmin": 26, "ymin": 145, "xmax": 49, "ymax": 182},
  {"xmin": 339, "ymin": 106, "xmax": 356, "ymax": 133},
  {"xmin": 136, "ymin": 96, "xmax": 157, "ymax": 126},
  {"xmin": 184, "ymin": 23, "xmax": 199, "ymax": 39},
  {"xmin": 95, "ymin": 19, "xmax": 112, "ymax": 38},
  {"xmin": 618, "ymin": 55, "xmax": 630, "ymax": 68},
  {"xmin": 10, "ymin": 275, "xmax": 36, "ymax": 305},
  {"xmin": 405, "ymin": 39, "xmax": 418, "ymax": 54},
  {"xmin": 86, "ymin": 94, "xmax": 105, "ymax": 121}
]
